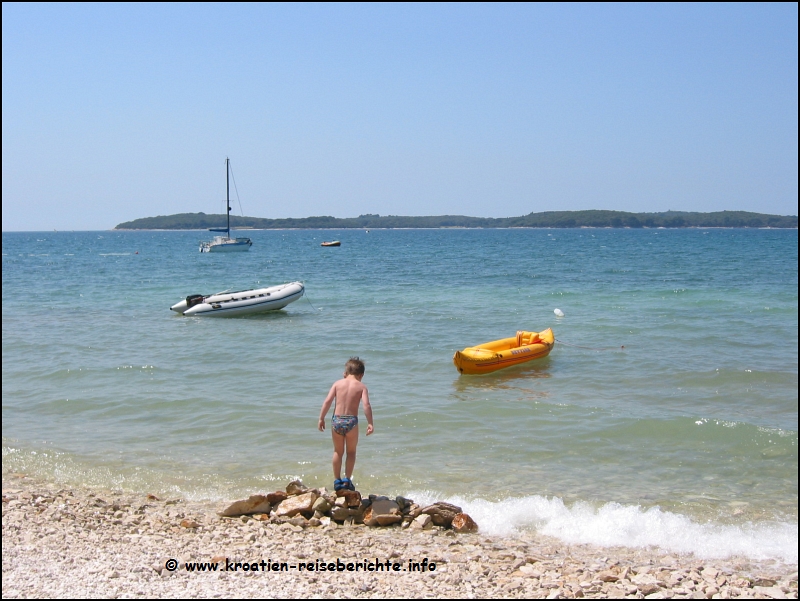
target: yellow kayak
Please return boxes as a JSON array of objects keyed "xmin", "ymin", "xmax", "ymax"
[{"xmin": 453, "ymin": 328, "xmax": 554, "ymax": 374}]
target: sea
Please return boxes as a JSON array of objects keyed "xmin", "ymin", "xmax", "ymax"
[{"xmin": 2, "ymin": 228, "xmax": 797, "ymax": 563}]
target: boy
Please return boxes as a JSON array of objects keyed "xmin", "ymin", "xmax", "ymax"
[{"xmin": 318, "ymin": 357, "xmax": 374, "ymax": 491}]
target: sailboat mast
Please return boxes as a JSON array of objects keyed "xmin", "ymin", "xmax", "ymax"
[{"xmin": 226, "ymin": 157, "xmax": 230, "ymax": 237}]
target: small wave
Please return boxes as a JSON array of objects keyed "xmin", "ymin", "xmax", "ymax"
[{"xmin": 407, "ymin": 492, "xmax": 798, "ymax": 564}]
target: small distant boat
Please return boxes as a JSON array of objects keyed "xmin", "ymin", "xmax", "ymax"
[
  {"xmin": 453, "ymin": 328, "xmax": 554, "ymax": 374},
  {"xmin": 170, "ymin": 282, "xmax": 304, "ymax": 317},
  {"xmin": 320, "ymin": 240, "xmax": 341, "ymax": 247},
  {"xmin": 200, "ymin": 158, "xmax": 252, "ymax": 252}
]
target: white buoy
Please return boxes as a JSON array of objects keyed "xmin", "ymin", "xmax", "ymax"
[{"xmin": 554, "ymin": 308, "xmax": 565, "ymax": 317}]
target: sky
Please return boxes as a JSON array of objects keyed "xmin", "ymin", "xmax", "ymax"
[{"xmin": 2, "ymin": 3, "xmax": 797, "ymax": 231}]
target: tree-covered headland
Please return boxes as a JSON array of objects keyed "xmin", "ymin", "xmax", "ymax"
[{"xmin": 115, "ymin": 210, "xmax": 797, "ymax": 230}]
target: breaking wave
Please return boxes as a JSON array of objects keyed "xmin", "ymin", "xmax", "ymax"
[{"xmin": 408, "ymin": 491, "xmax": 798, "ymax": 564}]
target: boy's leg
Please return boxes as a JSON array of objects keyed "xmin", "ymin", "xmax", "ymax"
[
  {"xmin": 331, "ymin": 431, "xmax": 345, "ymax": 480},
  {"xmin": 343, "ymin": 425, "xmax": 359, "ymax": 479}
]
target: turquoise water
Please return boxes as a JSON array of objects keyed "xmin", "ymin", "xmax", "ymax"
[{"xmin": 2, "ymin": 228, "xmax": 797, "ymax": 562}]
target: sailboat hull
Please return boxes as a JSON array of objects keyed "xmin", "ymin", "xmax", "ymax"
[{"xmin": 199, "ymin": 236, "xmax": 252, "ymax": 252}]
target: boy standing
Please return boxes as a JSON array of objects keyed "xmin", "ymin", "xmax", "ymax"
[{"xmin": 318, "ymin": 357, "xmax": 374, "ymax": 491}]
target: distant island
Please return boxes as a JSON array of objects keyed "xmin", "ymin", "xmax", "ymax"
[{"xmin": 115, "ymin": 210, "xmax": 797, "ymax": 230}]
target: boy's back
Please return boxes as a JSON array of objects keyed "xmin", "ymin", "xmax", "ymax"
[{"xmin": 331, "ymin": 377, "xmax": 368, "ymax": 416}]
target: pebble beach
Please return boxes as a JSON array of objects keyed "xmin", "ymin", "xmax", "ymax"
[{"xmin": 3, "ymin": 475, "xmax": 797, "ymax": 599}]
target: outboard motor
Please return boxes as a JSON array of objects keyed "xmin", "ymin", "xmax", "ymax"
[{"xmin": 186, "ymin": 294, "xmax": 205, "ymax": 309}]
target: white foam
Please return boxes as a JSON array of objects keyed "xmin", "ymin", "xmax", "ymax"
[{"xmin": 406, "ymin": 491, "xmax": 798, "ymax": 564}]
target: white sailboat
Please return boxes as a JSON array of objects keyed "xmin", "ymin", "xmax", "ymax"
[{"xmin": 200, "ymin": 158, "xmax": 253, "ymax": 252}]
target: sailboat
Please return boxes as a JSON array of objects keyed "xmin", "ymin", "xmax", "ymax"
[{"xmin": 199, "ymin": 158, "xmax": 253, "ymax": 252}]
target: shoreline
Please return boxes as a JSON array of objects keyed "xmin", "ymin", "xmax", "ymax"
[
  {"xmin": 3, "ymin": 474, "xmax": 797, "ymax": 599},
  {"xmin": 3, "ymin": 225, "xmax": 797, "ymax": 233}
]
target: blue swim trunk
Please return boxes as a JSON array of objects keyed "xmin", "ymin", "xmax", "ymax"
[{"xmin": 332, "ymin": 415, "xmax": 358, "ymax": 436}]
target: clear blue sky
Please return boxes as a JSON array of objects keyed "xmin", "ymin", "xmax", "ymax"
[{"xmin": 2, "ymin": 3, "xmax": 797, "ymax": 230}]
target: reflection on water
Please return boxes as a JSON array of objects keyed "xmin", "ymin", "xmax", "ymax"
[{"xmin": 451, "ymin": 358, "xmax": 552, "ymax": 397}]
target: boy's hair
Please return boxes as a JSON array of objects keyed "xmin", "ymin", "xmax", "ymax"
[{"xmin": 345, "ymin": 357, "xmax": 365, "ymax": 376}]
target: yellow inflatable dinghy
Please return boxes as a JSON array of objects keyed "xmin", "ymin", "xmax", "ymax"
[{"xmin": 453, "ymin": 328, "xmax": 554, "ymax": 374}]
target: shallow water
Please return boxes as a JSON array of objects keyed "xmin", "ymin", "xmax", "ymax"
[{"xmin": 2, "ymin": 228, "xmax": 797, "ymax": 561}]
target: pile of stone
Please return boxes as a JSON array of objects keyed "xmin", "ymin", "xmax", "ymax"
[{"xmin": 218, "ymin": 480, "xmax": 479, "ymax": 533}]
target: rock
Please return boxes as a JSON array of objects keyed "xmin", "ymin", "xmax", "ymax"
[
  {"xmin": 640, "ymin": 583, "xmax": 660, "ymax": 596},
  {"xmin": 335, "ymin": 490, "xmax": 362, "ymax": 508},
  {"xmin": 179, "ymin": 519, "xmax": 200, "ymax": 529},
  {"xmin": 597, "ymin": 570, "xmax": 619, "ymax": 582},
  {"xmin": 312, "ymin": 497, "xmax": 332, "ymax": 514},
  {"xmin": 753, "ymin": 586, "xmax": 788, "ymax": 599},
  {"xmin": 363, "ymin": 499, "xmax": 401, "ymax": 527},
  {"xmin": 273, "ymin": 492, "xmax": 317, "ymax": 518},
  {"xmin": 286, "ymin": 480, "xmax": 308, "ymax": 496},
  {"xmin": 411, "ymin": 514, "xmax": 432, "ymax": 530},
  {"xmin": 288, "ymin": 516, "xmax": 308, "ymax": 528},
  {"xmin": 376, "ymin": 513, "xmax": 402, "ymax": 526},
  {"xmin": 218, "ymin": 495, "xmax": 272, "ymax": 517},
  {"xmin": 266, "ymin": 491, "xmax": 288, "ymax": 504},
  {"xmin": 330, "ymin": 506, "xmax": 361, "ymax": 522},
  {"xmin": 451, "ymin": 512, "xmax": 479, "ymax": 533},
  {"xmin": 632, "ymin": 573, "xmax": 658, "ymax": 586},
  {"xmin": 420, "ymin": 502, "xmax": 462, "ymax": 528}
]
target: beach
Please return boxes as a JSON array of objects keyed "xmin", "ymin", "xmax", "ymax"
[{"xmin": 3, "ymin": 474, "xmax": 797, "ymax": 599}]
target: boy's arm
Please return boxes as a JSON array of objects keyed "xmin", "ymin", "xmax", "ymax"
[
  {"xmin": 318, "ymin": 384, "xmax": 336, "ymax": 432},
  {"xmin": 361, "ymin": 387, "xmax": 374, "ymax": 435}
]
